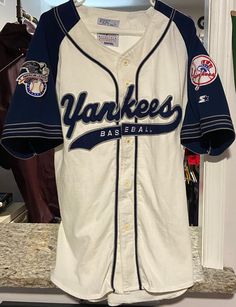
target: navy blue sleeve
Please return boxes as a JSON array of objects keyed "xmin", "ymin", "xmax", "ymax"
[
  {"xmin": 1, "ymin": 12, "xmax": 64, "ymax": 159},
  {"xmin": 180, "ymin": 22, "xmax": 235, "ymax": 156}
]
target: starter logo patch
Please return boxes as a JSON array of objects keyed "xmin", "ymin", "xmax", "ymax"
[
  {"xmin": 17, "ymin": 61, "xmax": 49, "ymax": 97},
  {"xmin": 190, "ymin": 55, "xmax": 217, "ymax": 90},
  {"xmin": 198, "ymin": 95, "xmax": 209, "ymax": 103}
]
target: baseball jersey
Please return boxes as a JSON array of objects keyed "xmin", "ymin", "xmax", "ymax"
[{"xmin": 1, "ymin": 0, "xmax": 235, "ymax": 305}]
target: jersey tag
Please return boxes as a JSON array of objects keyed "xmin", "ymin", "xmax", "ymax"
[
  {"xmin": 97, "ymin": 18, "xmax": 120, "ymax": 28},
  {"xmin": 97, "ymin": 33, "xmax": 119, "ymax": 47}
]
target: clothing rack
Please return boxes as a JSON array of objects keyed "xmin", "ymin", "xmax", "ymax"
[
  {"xmin": 16, "ymin": 0, "xmax": 38, "ymax": 25},
  {"xmin": 16, "ymin": 0, "xmax": 23, "ymax": 24}
]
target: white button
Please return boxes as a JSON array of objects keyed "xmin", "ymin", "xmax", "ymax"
[
  {"xmin": 124, "ymin": 224, "xmax": 131, "ymax": 232},
  {"xmin": 125, "ymin": 180, "xmax": 131, "ymax": 189},
  {"xmin": 123, "ymin": 59, "xmax": 129, "ymax": 66},
  {"xmin": 125, "ymin": 80, "xmax": 131, "ymax": 87}
]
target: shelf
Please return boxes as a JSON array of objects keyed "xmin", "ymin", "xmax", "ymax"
[
  {"xmin": 0, "ymin": 224, "xmax": 235, "ymax": 298},
  {"xmin": 0, "ymin": 202, "xmax": 27, "ymax": 223}
]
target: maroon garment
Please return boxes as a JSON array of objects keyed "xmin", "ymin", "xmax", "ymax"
[
  {"xmin": 0, "ymin": 23, "xmax": 60, "ymax": 222},
  {"xmin": 0, "ymin": 24, "xmax": 30, "ymax": 169}
]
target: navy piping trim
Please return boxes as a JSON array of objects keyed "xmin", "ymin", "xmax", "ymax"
[
  {"xmin": 181, "ymin": 121, "xmax": 234, "ymax": 135},
  {"xmin": 182, "ymin": 115, "xmax": 233, "ymax": 127},
  {"xmin": 182, "ymin": 123, "xmax": 200, "ymax": 128},
  {"xmin": 201, "ymin": 119, "xmax": 233, "ymax": 126},
  {"xmin": 181, "ymin": 127, "xmax": 235, "ymax": 139},
  {"xmin": 181, "ymin": 127, "xmax": 201, "ymax": 132},
  {"xmin": 181, "ymin": 137, "xmax": 202, "ymax": 140},
  {"xmin": 54, "ymin": 6, "xmax": 120, "ymax": 292},
  {"xmin": 1, "ymin": 135, "xmax": 64, "ymax": 140},
  {"xmin": 69, "ymin": 0, "xmax": 81, "ymax": 20},
  {"xmin": 54, "ymin": 7, "xmax": 119, "ymax": 96},
  {"xmin": 3, "ymin": 123, "xmax": 61, "ymax": 128},
  {"xmin": 2, "ymin": 134, "xmax": 62, "ymax": 138},
  {"xmin": 181, "ymin": 132, "xmax": 201, "ymax": 137},
  {"xmin": 201, "ymin": 122, "xmax": 234, "ymax": 130},
  {"xmin": 134, "ymin": 8, "xmax": 176, "ymax": 290},
  {"xmin": 200, "ymin": 114, "xmax": 232, "ymax": 121},
  {"xmin": 3, "ymin": 127, "xmax": 62, "ymax": 132}
]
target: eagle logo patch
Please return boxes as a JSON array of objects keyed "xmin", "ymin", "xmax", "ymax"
[
  {"xmin": 190, "ymin": 55, "xmax": 217, "ymax": 90},
  {"xmin": 17, "ymin": 61, "xmax": 49, "ymax": 97}
]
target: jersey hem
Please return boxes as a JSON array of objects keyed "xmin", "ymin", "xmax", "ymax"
[
  {"xmin": 50, "ymin": 273, "xmax": 194, "ymax": 302},
  {"xmin": 107, "ymin": 287, "xmax": 188, "ymax": 306},
  {"xmin": 143, "ymin": 280, "xmax": 194, "ymax": 293},
  {"xmin": 50, "ymin": 274, "xmax": 113, "ymax": 301}
]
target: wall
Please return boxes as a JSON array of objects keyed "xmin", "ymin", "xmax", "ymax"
[
  {"xmin": 224, "ymin": 0, "xmax": 236, "ymax": 290},
  {"xmin": 0, "ymin": 0, "xmax": 45, "ymax": 29}
]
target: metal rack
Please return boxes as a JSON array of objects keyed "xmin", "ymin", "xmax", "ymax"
[{"xmin": 16, "ymin": 0, "xmax": 38, "ymax": 25}]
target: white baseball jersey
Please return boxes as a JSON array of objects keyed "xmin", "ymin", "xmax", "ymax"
[{"xmin": 1, "ymin": 0, "xmax": 235, "ymax": 305}]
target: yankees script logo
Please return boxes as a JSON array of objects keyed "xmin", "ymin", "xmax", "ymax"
[
  {"xmin": 190, "ymin": 55, "xmax": 217, "ymax": 91},
  {"xmin": 61, "ymin": 85, "xmax": 182, "ymax": 150}
]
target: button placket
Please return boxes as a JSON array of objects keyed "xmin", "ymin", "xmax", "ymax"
[
  {"xmin": 123, "ymin": 59, "xmax": 129, "ymax": 66},
  {"xmin": 116, "ymin": 55, "xmax": 139, "ymax": 290}
]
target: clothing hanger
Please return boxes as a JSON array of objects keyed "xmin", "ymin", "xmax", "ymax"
[
  {"xmin": 72, "ymin": 0, "xmax": 157, "ymax": 36},
  {"xmin": 73, "ymin": 0, "xmax": 156, "ymax": 7},
  {"xmin": 150, "ymin": 0, "xmax": 156, "ymax": 6},
  {"xmin": 22, "ymin": 10, "xmax": 38, "ymax": 25},
  {"xmin": 16, "ymin": 0, "xmax": 38, "ymax": 25},
  {"xmin": 73, "ymin": 0, "xmax": 85, "ymax": 7}
]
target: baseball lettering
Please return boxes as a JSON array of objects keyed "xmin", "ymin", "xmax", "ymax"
[
  {"xmin": 61, "ymin": 85, "xmax": 181, "ymax": 139},
  {"xmin": 100, "ymin": 129, "xmax": 120, "ymax": 137},
  {"xmin": 60, "ymin": 84, "xmax": 182, "ymax": 150},
  {"xmin": 99, "ymin": 125, "xmax": 154, "ymax": 139}
]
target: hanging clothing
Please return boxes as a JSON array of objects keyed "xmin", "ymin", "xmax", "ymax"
[
  {"xmin": 0, "ymin": 23, "xmax": 30, "ymax": 169},
  {"xmin": 0, "ymin": 23, "xmax": 60, "ymax": 222}
]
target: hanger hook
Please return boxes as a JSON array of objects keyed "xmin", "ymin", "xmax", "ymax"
[
  {"xmin": 74, "ymin": 0, "xmax": 86, "ymax": 7},
  {"xmin": 74, "ymin": 0, "xmax": 155, "ymax": 8},
  {"xmin": 150, "ymin": 0, "xmax": 156, "ymax": 6}
]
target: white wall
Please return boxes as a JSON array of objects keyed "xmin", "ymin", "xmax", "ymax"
[
  {"xmin": 0, "ymin": 0, "xmax": 46, "ymax": 29},
  {"xmin": 224, "ymin": 1, "xmax": 236, "ymax": 278}
]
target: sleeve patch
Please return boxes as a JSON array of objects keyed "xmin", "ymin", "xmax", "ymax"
[
  {"xmin": 190, "ymin": 55, "xmax": 218, "ymax": 90},
  {"xmin": 17, "ymin": 61, "xmax": 50, "ymax": 98}
]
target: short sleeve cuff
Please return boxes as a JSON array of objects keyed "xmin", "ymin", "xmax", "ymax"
[
  {"xmin": 180, "ymin": 115, "xmax": 235, "ymax": 156},
  {"xmin": 1, "ymin": 122, "xmax": 63, "ymax": 159}
]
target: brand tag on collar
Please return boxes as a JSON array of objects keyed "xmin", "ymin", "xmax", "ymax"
[
  {"xmin": 97, "ymin": 18, "xmax": 120, "ymax": 28},
  {"xmin": 97, "ymin": 33, "xmax": 119, "ymax": 47}
]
